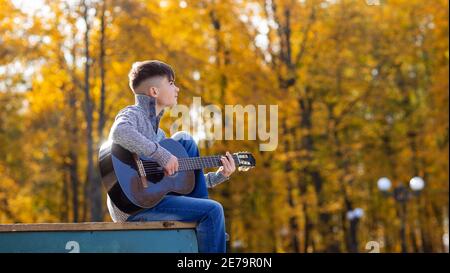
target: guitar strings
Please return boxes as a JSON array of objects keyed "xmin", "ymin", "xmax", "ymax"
[
  {"xmin": 141, "ymin": 160, "xmax": 224, "ymax": 174},
  {"xmin": 140, "ymin": 156, "xmax": 236, "ymax": 168},
  {"xmin": 136, "ymin": 155, "xmax": 240, "ymax": 175}
]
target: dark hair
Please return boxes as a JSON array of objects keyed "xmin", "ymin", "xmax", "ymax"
[{"xmin": 128, "ymin": 60, "xmax": 175, "ymax": 91}]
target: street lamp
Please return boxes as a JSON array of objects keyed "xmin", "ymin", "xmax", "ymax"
[
  {"xmin": 409, "ymin": 176, "xmax": 425, "ymax": 192},
  {"xmin": 346, "ymin": 208, "xmax": 364, "ymax": 252},
  {"xmin": 377, "ymin": 176, "xmax": 425, "ymax": 253},
  {"xmin": 377, "ymin": 177, "xmax": 392, "ymax": 192},
  {"xmin": 347, "ymin": 208, "xmax": 364, "ymax": 221}
]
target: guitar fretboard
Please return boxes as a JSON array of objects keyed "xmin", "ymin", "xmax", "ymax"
[{"xmin": 177, "ymin": 155, "xmax": 238, "ymax": 171}]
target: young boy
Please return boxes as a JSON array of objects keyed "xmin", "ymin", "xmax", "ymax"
[{"xmin": 106, "ymin": 60, "xmax": 236, "ymax": 253}]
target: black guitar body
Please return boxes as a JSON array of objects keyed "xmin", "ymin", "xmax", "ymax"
[{"xmin": 98, "ymin": 139, "xmax": 194, "ymax": 215}]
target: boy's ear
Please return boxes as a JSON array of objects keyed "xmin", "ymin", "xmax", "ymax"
[{"xmin": 148, "ymin": 86, "xmax": 159, "ymax": 98}]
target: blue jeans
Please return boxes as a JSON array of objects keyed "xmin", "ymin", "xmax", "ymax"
[{"xmin": 127, "ymin": 131, "xmax": 227, "ymax": 253}]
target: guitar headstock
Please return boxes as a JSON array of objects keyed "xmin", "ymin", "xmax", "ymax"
[{"xmin": 233, "ymin": 152, "xmax": 256, "ymax": 172}]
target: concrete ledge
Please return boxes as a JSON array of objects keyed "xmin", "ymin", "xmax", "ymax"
[
  {"xmin": 0, "ymin": 221, "xmax": 197, "ymax": 232},
  {"xmin": 0, "ymin": 221, "xmax": 199, "ymax": 253}
]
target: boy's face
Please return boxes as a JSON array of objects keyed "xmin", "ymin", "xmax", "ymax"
[{"xmin": 154, "ymin": 76, "xmax": 179, "ymax": 108}]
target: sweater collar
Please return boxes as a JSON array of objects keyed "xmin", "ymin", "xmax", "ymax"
[{"xmin": 134, "ymin": 94, "xmax": 164, "ymax": 132}]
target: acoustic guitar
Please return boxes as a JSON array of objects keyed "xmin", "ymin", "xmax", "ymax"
[{"xmin": 98, "ymin": 138, "xmax": 256, "ymax": 215}]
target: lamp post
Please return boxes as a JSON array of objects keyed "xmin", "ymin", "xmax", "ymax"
[
  {"xmin": 346, "ymin": 208, "xmax": 364, "ymax": 252},
  {"xmin": 377, "ymin": 176, "xmax": 425, "ymax": 253}
]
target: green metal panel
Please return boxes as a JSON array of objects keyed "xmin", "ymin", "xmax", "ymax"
[{"xmin": 0, "ymin": 229, "xmax": 198, "ymax": 253}]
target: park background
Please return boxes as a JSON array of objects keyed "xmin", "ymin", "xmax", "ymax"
[{"xmin": 0, "ymin": 0, "xmax": 448, "ymax": 252}]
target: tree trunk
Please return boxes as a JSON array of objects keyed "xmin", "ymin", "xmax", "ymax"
[
  {"xmin": 81, "ymin": 0, "xmax": 102, "ymax": 221},
  {"xmin": 61, "ymin": 166, "xmax": 69, "ymax": 222},
  {"xmin": 68, "ymin": 88, "xmax": 80, "ymax": 222},
  {"xmin": 98, "ymin": 0, "xmax": 106, "ymax": 142},
  {"xmin": 298, "ymin": 90, "xmax": 337, "ymax": 252},
  {"xmin": 284, "ymin": 119, "xmax": 300, "ymax": 252}
]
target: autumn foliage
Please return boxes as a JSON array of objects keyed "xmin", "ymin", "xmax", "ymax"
[{"xmin": 0, "ymin": 0, "xmax": 448, "ymax": 252}]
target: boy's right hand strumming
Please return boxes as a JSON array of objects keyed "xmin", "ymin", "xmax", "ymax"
[{"xmin": 164, "ymin": 155, "xmax": 179, "ymax": 176}]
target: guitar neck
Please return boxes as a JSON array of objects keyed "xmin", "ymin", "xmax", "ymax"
[{"xmin": 177, "ymin": 155, "xmax": 238, "ymax": 171}]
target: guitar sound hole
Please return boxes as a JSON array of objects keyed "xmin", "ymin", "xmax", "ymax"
[
  {"xmin": 136, "ymin": 161, "xmax": 164, "ymax": 184},
  {"xmin": 147, "ymin": 170, "xmax": 164, "ymax": 183}
]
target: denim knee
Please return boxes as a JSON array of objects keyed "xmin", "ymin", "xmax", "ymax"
[
  {"xmin": 207, "ymin": 200, "xmax": 224, "ymax": 220},
  {"xmin": 172, "ymin": 131, "xmax": 198, "ymax": 154},
  {"xmin": 171, "ymin": 131, "xmax": 194, "ymax": 141}
]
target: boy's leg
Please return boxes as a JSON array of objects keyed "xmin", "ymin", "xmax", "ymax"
[
  {"xmin": 171, "ymin": 131, "xmax": 209, "ymax": 199},
  {"xmin": 127, "ymin": 195, "xmax": 226, "ymax": 253}
]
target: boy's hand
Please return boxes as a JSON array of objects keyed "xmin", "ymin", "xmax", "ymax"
[
  {"xmin": 218, "ymin": 152, "xmax": 236, "ymax": 178},
  {"xmin": 164, "ymin": 155, "xmax": 179, "ymax": 176}
]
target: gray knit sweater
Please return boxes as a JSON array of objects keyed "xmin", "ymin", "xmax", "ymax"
[{"xmin": 106, "ymin": 94, "xmax": 229, "ymax": 222}]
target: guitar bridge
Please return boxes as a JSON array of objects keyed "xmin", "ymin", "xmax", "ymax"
[{"xmin": 132, "ymin": 154, "xmax": 149, "ymax": 189}]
